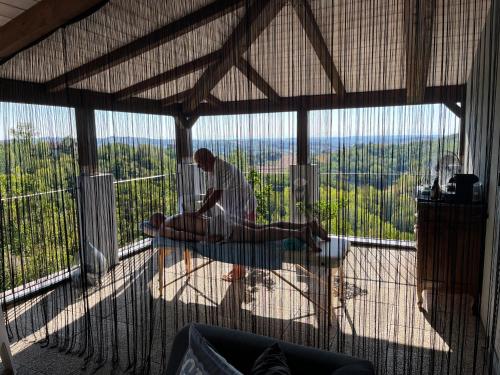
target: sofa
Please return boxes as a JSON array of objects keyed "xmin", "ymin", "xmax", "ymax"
[{"xmin": 166, "ymin": 323, "xmax": 374, "ymax": 374}]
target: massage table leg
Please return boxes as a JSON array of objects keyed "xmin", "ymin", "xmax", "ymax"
[
  {"xmin": 272, "ymin": 261, "xmax": 345, "ymax": 326},
  {"xmin": 337, "ymin": 262, "xmax": 345, "ymax": 302},
  {"xmin": 184, "ymin": 249, "xmax": 192, "ymax": 274},
  {"xmin": 159, "ymin": 248, "xmax": 165, "ymax": 297},
  {"xmin": 157, "ymin": 245, "xmax": 213, "ymax": 297}
]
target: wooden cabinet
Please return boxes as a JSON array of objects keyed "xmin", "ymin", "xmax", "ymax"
[{"xmin": 415, "ymin": 201, "xmax": 485, "ymax": 312}]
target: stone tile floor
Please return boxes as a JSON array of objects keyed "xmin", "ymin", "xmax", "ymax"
[{"xmin": 0, "ymin": 245, "xmax": 489, "ymax": 374}]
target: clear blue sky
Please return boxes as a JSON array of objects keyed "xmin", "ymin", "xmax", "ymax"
[{"xmin": 0, "ymin": 102, "xmax": 460, "ymax": 141}]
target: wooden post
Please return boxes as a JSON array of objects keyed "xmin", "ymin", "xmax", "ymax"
[
  {"xmin": 0, "ymin": 304, "xmax": 14, "ymax": 374},
  {"xmin": 175, "ymin": 116, "xmax": 204, "ymax": 214},
  {"xmin": 459, "ymin": 102, "xmax": 466, "ymax": 162},
  {"xmin": 291, "ymin": 110, "xmax": 317, "ymax": 223},
  {"xmin": 174, "ymin": 116, "xmax": 193, "ymax": 164},
  {"xmin": 297, "ymin": 109, "xmax": 310, "ymax": 165},
  {"xmin": 75, "ymin": 107, "xmax": 98, "ymax": 175}
]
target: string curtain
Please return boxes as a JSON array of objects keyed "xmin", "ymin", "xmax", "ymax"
[{"xmin": 0, "ymin": 0, "xmax": 497, "ymax": 374}]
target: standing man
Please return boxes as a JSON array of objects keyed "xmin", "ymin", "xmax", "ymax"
[{"xmin": 194, "ymin": 148, "xmax": 257, "ymax": 281}]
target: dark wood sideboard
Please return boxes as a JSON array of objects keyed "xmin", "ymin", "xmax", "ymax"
[{"xmin": 415, "ymin": 200, "xmax": 486, "ymax": 312}]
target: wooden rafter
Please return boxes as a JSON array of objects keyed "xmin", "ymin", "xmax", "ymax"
[
  {"xmin": 405, "ymin": 0, "xmax": 435, "ymax": 103},
  {"xmin": 46, "ymin": 0, "xmax": 245, "ymax": 92},
  {"xmin": 182, "ymin": 0, "xmax": 287, "ymax": 115},
  {"xmin": 115, "ymin": 50, "xmax": 222, "ymax": 101},
  {"xmin": 235, "ymin": 57, "xmax": 281, "ymax": 102},
  {"xmin": 0, "ymin": 0, "xmax": 107, "ymax": 62},
  {"xmin": 291, "ymin": 0, "xmax": 345, "ymax": 97}
]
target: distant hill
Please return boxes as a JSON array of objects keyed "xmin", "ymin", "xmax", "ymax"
[
  {"xmin": 93, "ymin": 134, "xmax": 440, "ymax": 153},
  {"xmin": 14, "ymin": 134, "xmax": 442, "ymax": 158}
]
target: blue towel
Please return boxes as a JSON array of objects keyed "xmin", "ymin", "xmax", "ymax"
[{"xmin": 152, "ymin": 236, "xmax": 285, "ymax": 270}]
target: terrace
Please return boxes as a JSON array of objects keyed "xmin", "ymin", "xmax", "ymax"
[
  {"xmin": 0, "ymin": 0, "xmax": 498, "ymax": 374},
  {"xmin": 2, "ymin": 244, "xmax": 487, "ymax": 374}
]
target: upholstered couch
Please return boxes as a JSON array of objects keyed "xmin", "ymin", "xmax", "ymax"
[{"xmin": 166, "ymin": 323, "xmax": 374, "ymax": 374}]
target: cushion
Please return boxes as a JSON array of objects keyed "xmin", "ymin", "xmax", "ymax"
[
  {"xmin": 177, "ymin": 325, "xmax": 242, "ymax": 375},
  {"xmin": 251, "ymin": 343, "xmax": 291, "ymax": 375},
  {"xmin": 332, "ymin": 363, "xmax": 375, "ymax": 375}
]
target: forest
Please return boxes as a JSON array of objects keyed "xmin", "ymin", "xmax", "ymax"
[{"xmin": 0, "ymin": 122, "xmax": 459, "ymax": 290}]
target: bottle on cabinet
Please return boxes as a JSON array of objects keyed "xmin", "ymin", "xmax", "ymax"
[{"xmin": 430, "ymin": 178, "xmax": 441, "ymax": 200}]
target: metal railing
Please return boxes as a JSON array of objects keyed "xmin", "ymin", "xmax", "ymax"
[
  {"xmin": 113, "ymin": 173, "xmax": 178, "ymax": 247},
  {"xmin": 1, "ymin": 187, "xmax": 78, "ymax": 292},
  {"xmin": 0, "ymin": 169, "xmax": 420, "ymax": 302},
  {"xmin": 0, "ymin": 173, "xmax": 178, "ymax": 293}
]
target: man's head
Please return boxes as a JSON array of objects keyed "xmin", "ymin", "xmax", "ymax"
[
  {"xmin": 149, "ymin": 212, "xmax": 166, "ymax": 229},
  {"xmin": 194, "ymin": 148, "xmax": 216, "ymax": 172}
]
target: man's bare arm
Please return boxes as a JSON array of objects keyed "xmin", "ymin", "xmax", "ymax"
[
  {"xmin": 197, "ymin": 189, "xmax": 223, "ymax": 215},
  {"xmin": 202, "ymin": 188, "xmax": 214, "ymax": 203}
]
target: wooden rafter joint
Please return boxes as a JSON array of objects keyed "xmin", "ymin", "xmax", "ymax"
[
  {"xmin": 444, "ymin": 102, "xmax": 464, "ymax": 118},
  {"xmin": 182, "ymin": 0, "xmax": 288, "ymax": 115},
  {"xmin": 161, "ymin": 89, "xmax": 193, "ymax": 107},
  {"xmin": 405, "ymin": 0, "xmax": 436, "ymax": 104},
  {"xmin": 177, "ymin": 114, "xmax": 199, "ymax": 129}
]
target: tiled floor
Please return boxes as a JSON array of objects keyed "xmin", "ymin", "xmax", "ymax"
[{"xmin": 1, "ymin": 245, "xmax": 489, "ymax": 374}]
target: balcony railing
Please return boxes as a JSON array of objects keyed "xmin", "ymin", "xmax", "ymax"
[
  {"xmin": 1, "ymin": 187, "xmax": 78, "ymax": 292},
  {"xmin": 114, "ymin": 173, "xmax": 178, "ymax": 247},
  {"xmin": 0, "ymin": 170, "xmax": 418, "ymax": 304},
  {"xmin": 0, "ymin": 173, "xmax": 177, "ymax": 295}
]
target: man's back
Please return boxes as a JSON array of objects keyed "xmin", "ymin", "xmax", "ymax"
[{"xmin": 209, "ymin": 158, "xmax": 256, "ymax": 217}]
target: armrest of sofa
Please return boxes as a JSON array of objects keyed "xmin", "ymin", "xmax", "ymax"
[{"xmin": 166, "ymin": 323, "xmax": 374, "ymax": 375}]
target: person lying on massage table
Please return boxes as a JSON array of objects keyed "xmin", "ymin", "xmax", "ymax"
[{"xmin": 148, "ymin": 212, "xmax": 330, "ymax": 252}]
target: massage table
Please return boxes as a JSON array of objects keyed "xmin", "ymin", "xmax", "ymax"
[{"xmin": 141, "ymin": 222, "xmax": 349, "ymax": 320}]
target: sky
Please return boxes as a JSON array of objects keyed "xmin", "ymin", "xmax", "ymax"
[{"xmin": 0, "ymin": 102, "xmax": 460, "ymax": 141}]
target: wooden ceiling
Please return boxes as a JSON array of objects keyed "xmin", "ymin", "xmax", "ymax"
[{"xmin": 0, "ymin": 0, "xmax": 491, "ymax": 118}]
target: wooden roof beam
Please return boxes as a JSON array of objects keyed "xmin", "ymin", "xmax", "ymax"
[
  {"xmin": 235, "ymin": 57, "xmax": 281, "ymax": 102},
  {"xmin": 0, "ymin": 0, "xmax": 107, "ymax": 62},
  {"xmin": 168, "ymin": 85, "xmax": 466, "ymax": 116},
  {"xmin": 115, "ymin": 50, "xmax": 222, "ymax": 101},
  {"xmin": 182, "ymin": 0, "xmax": 287, "ymax": 115},
  {"xmin": 0, "ymin": 77, "xmax": 166, "ymax": 115},
  {"xmin": 291, "ymin": 0, "xmax": 345, "ymax": 97},
  {"xmin": 46, "ymin": 0, "xmax": 245, "ymax": 92},
  {"xmin": 0, "ymin": 78, "xmax": 464, "ymax": 117},
  {"xmin": 405, "ymin": 0, "xmax": 435, "ymax": 103}
]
